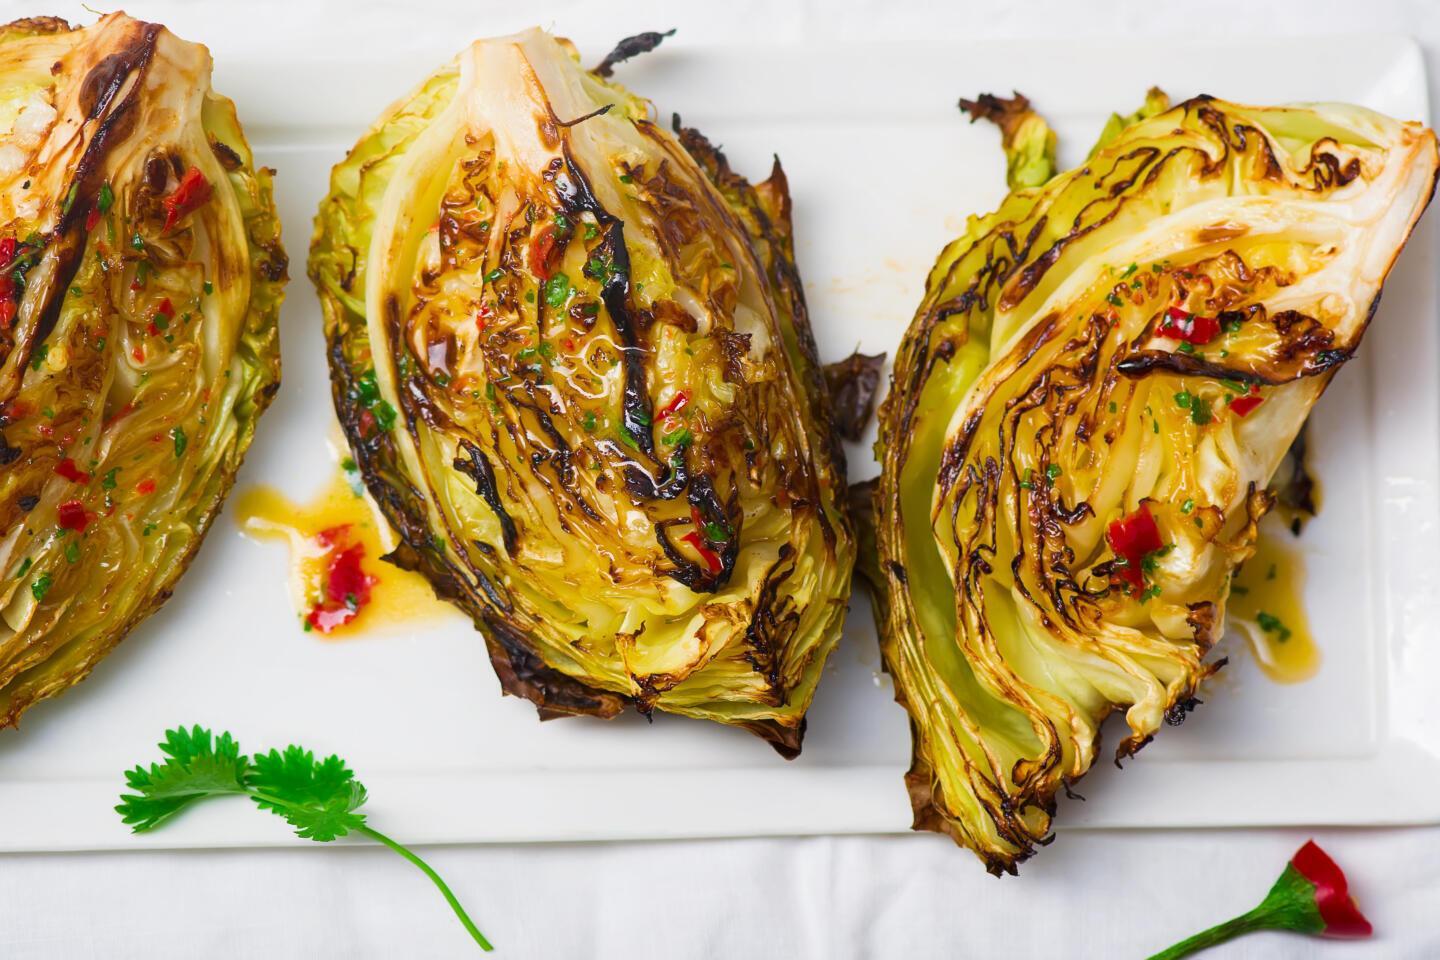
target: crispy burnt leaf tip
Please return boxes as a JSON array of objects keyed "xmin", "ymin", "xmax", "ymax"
[
  {"xmin": 823, "ymin": 350, "xmax": 886, "ymax": 442},
  {"xmin": 872, "ymin": 88, "xmax": 1438, "ymax": 873},
  {"xmin": 308, "ymin": 29, "xmax": 854, "ymax": 757},
  {"xmin": 592, "ymin": 28, "xmax": 676, "ymax": 77},
  {"xmin": 959, "ymin": 91, "xmax": 1057, "ymax": 189}
]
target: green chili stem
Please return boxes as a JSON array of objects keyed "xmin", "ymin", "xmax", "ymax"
[
  {"xmin": 1147, "ymin": 908, "xmax": 1272, "ymax": 960},
  {"xmin": 357, "ymin": 825, "xmax": 493, "ymax": 952}
]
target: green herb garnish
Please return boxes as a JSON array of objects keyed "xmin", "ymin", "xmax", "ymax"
[{"xmin": 116, "ymin": 725, "xmax": 492, "ymax": 951}]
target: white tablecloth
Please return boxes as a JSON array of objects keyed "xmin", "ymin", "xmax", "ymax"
[{"xmin": 3, "ymin": 0, "xmax": 1440, "ymax": 956}]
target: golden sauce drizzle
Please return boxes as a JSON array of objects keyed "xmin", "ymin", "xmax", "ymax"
[
  {"xmin": 234, "ymin": 469, "xmax": 457, "ymax": 637},
  {"xmin": 1229, "ymin": 530, "xmax": 1319, "ymax": 684}
]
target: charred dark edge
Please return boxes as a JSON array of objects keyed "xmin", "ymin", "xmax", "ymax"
[
  {"xmin": 23, "ymin": 21, "xmax": 162, "ymax": 362},
  {"xmin": 1115, "ymin": 345, "xmax": 1352, "ymax": 382},
  {"xmin": 958, "ymin": 91, "xmax": 1033, "ymax": 145},
  {"xmin": 591, "ymin": 29, "xmax": 675, "ymax": 78},
  {"xmin": 453, "ymin": 438, "xmax": 519, "ymax": 555},
  {"xmin": 554, "ymin": 148, "xmax": 658, "ymax": 461}
]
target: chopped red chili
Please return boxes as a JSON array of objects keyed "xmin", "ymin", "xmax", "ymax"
[
  {"xmin": 528, "ymin": 225, "xmax": 560, "ymax": 281},
  {"xmin": 1106, "ymin": 503, "xmax": 1164, "ymax": 592},
  {"xmin": 54, "ymin": 458, "xmax": 91, "ymax": 483},
  {"xmin": 57, "ymin": 499, "xmax": 91, "ymax": 532},
  {"xmin": 0, "ymin": 237, "xmax": 14, "ymax": 266},
  {"xmin": 1158, "ymin": 306, "xmax": 1220, "ymax": 345},
  {"xmin": 0, "ymin": 301, "xmax": 15, "ymax": 328},
  {"xmin": 659, "ymin": 390, "xmax": 690, "ymax": 419},
  {"xmin": 475, "ymin": 302, "xmax": 494, "ymax": 332},
  {"xmin": 132, "ymin": 345, "xmax": 145, "ymax": 363},
  {"xmin": 305, "ymin": 524, "xmax": 378, "ymax": 633},
  {"xmin": 1229, "ymin": 387, "xmax": 1264, "ymax": 418},
  {"xmin": 135, "ymin": 478, "xmax": 156, "ymax": 495},
  {"xmin": 85, "ymin": 205, "xmax": 101, "ymax": 232},
  {"xmin": 680, "ymin": 530, "xmax": 722, "ymax": 574},
  {"xmin": 161, "ymin": 167, "xmax": 212, "ymax": 232}
]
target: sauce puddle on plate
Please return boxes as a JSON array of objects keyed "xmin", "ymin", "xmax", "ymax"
[
  {"xmin": 1229, "ymin": 530, "xmax": 1319, "ymax": 684},
  {"xmin": 234, "ymin": 465, "xmax": 454, "ymax": 637}
]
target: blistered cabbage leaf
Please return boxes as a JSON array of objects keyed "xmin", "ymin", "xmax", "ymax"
[
  {"xmin": 0, "ymin": 14, "xmax": 286, "ymax": 725},
  {"xmin": 871, "ymin": 92, "xmax": 1436, "ymax": 871},
  {"xmin": 309, "ymin": 29, "xmax": 852, "ymax": 755}
]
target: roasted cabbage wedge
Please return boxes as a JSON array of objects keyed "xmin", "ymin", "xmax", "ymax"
[
  {"xmin": 871, "ymin": 91, "xmax": 1437, "ymax": 872},
  {"xmin": 0, "ymin": 14, "xmax": 285, "ymax": 726},
  {"xmin": 310, "ymin": 29, "xmax": 852, "ymax": 755}
]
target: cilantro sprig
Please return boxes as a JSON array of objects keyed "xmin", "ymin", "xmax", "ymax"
[{"xmin": 116, "ymin": 725, "xmax": 492, "ymax": 951}]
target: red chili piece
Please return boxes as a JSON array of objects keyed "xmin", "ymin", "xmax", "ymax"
[
  {"xmin": 57, "ymin": 499, "xmax": 90, "ymax": 532},
  {"xmin": 54, "ymin": 458, "xmax": 91, "ymax": 483},
  {"xmin": 659, "ymin": 390, "xmax": 691, "ymax": 420},
  {"xmin": 1158, "ymin": 306, "xmax": 1220, "ymax": 345},
  {"xmin": 0, "ymin": 237, "xmax": 15, "ymax": 267},
  {"xmin": 1291, "ymin": 840, "xmax": 1372, "ymax": 938},
  {"xmin": 305, "ymin": 525, "xmax": 378, "ymax": 633},
  {"xmin": 528, "ymin": 225, "xmax": 559, "ymax": 281},
  {"xmin": 85, "ymin": 205, "xmax": 101, "ymax": 231},
  {"xmin": 680, "ymin": 530, "xmax": 722, "ymax": 574},
  {"xmin": 1229, "ymin": 386, "xmax": 1264, "ymax": 418},
  {"xmin": 161, "ymin": 167, "xmax": 212, "ymax": 232},
  {"xmin": 135, "ymin": 478, "xmax": 156, "ymax": 495},
  {"xmin": 1106, "ymin": 503, "xmax": 1163, "ymax": 592}
]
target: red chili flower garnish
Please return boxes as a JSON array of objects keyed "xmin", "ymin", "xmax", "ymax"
[
  {"xmin": 54, "ymin": 458, "xmax": 91, "ymax": 484},
  {"xmin": 1150, "ymin": 839, "xmax": 1371, "ymax": 959},
  {"xmin": 1291, "ymin": 840, "xmax": 1372, "ymax": 937},
  {"xmin": 680, "ymin": 530, "xmax": 722, "ymax": 574},
  {"xmin": 305, "ymin": 524, "xmax": 378, "ymax": 634},
  {"xmin": 659, "ymin": 390, "xmax": 691, "ymax": 420},
  {"xmin": 1157, "ymin": 306, "xmax": 1220, "ymax": 345},
  {"xmin": 135, "ymin": 478, "xmax": 156, "ymax": 495},
  {"xmin": 528, "ymin": 225, "xmax": 559, "ymax": 281},
  {"xmin": 1106, "ymin": 503, "xmax": 1163, "ymax": 592},
  {"xmin": 57, "ymin": 499, "xmax": 91, "ymax": 532},
  {"xmin": 161, "ymin": 167, "xmax": 212, "ymax": 232}
]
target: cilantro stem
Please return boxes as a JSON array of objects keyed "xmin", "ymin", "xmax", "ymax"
[{"xmin": 357, "ymin": 825, "xmax": 493, "ymax": 952}]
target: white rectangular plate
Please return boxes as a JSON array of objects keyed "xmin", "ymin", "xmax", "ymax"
[{"xmin": 0, "ymin": 32, "xmax": 1435, "ymax": 851}]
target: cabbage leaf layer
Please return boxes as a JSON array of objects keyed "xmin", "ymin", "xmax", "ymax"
[{"xmin": 871, "ymin": 91, "xmax": 1437, "ymax": 872}]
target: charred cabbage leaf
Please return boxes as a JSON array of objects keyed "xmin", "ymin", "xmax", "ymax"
[
  {"xmin": 0, "ymin": 14, "xmax": 285, "ymax": 726},
  {"xmin": 871, "ymin": 91, "xmax": 1437, "ymax": 871},
  {"xmin": 309, "ymin": 29, "xmax": 852, "ymax": 756}
]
